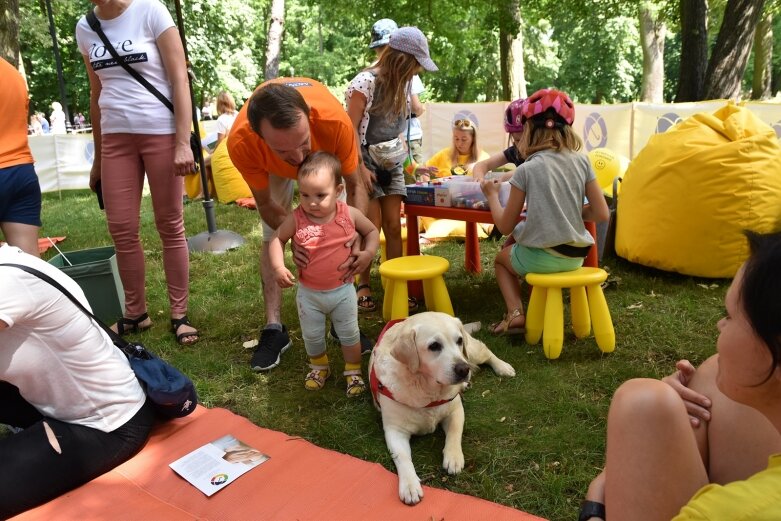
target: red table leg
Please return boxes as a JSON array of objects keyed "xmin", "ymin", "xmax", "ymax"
[
  {"xmin": 465, "ymin": 222, "xmax": 481, "ymax": 273},
  {"xmin": 406, "ymin": 215, "xmax": 420, "ymax": 256},
  {"xmin": 403, "ymin": 215, "xmax": 423, "ymax": 300},
  {"xmin": 585, "ymin": 221, "xmax": 598, "ymax": 268}
]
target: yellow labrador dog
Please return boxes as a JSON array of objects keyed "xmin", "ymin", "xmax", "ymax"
[{"xmin": 369, "ymin": 312, "xmax": 516, "ymax": 505}]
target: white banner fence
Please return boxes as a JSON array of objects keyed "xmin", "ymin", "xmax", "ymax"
[{"xmin": 32, "ymin": 101, "xmax": 781, "ymax": 193}]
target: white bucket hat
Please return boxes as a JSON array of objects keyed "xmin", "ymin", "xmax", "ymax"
[{"xmin": 369, "ymin": 18, "xmax": 398, "ymax": 49}]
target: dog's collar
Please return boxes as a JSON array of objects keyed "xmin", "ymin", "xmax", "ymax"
[{"xmin": 369, "ymin": 365, "xmax": 459, "ymax": 409}]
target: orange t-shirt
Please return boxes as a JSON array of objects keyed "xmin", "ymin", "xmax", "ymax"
[
  {"xmin": 227, "ymin": 77, "xmax": 359, "ymax": 191},
  {"xmin": 0, "ymin": 57, "xmax": 34, "ymax": 169}
]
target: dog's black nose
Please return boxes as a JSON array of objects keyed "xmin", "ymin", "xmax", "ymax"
[{"xmin": 453, "ymin": 362, "xmax": 470, "ymax": 382}]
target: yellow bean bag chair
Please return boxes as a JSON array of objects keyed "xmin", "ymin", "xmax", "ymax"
[
  {"xmin": 419, "ymin": 217, "xmax": 492, "ymax": 240},
  {"xmin": 211, "ymin": 140, "xmax": 253, "ymax": 204},
  {"xmin": 615, "ymin": 103, "xmax": 781, "ymax": 278}
]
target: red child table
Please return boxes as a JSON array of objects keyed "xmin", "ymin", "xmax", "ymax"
[{"xmin": 403, "ymin": 203, "xmax": 599, "ymax": 274}]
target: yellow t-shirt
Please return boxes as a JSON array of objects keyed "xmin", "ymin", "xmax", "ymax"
[
  {"xmin": 672, "ymin": 454, "xmax": 781, "ymax": 520},
  {"xmin": 425, "ymin": 147, "xmax": 489, "ymax": 177}
]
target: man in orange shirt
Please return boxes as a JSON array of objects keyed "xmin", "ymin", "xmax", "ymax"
[
  {"xmin": 0, "ymin": 57, "xmax": 41, "ymax": 257},
  {"xmin": 228, "ymin": 78, "xmax": 372, "ymax": 372}
]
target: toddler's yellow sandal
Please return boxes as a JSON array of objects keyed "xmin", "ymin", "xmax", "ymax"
[
  {"xmin": 304, "ymin": 364, "xmax": 331, "ymax": 391},
  {"xmin": 344, "ymin": 369, "xmax": 366, "ymax": 397}
]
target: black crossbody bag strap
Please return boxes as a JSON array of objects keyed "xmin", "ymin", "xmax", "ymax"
[
  {"xmin": 0, "ymin": 263, "xmax": 138, "ymax": 356},
  {"xmin": 86, "ymin": 10, "xmax": 174, "ymax": 114}
]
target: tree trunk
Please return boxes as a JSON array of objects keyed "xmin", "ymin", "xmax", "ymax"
[
  {"xmin": 751, "ymin": 14, "xmax": 772, "ymax": 99},
  {"xmin": 703, "ymin": 0, "xmax": 766, "ymax": 100},
  {"xmin": 455, "ymin": 56, "xmax": 478, "ymax": 102},
  {"xmin": 0, "ymin": 0, "xmax": 20, "ymax": 66},
  {"xmin": 639, "ymin": 4, "xmax": 666, "ymax": 102},
  {"xmin": 499, "ymin": 0, "xmax": 525, "ymax": 101},
  {"xmin": 675, "ymin": 0, "xmax": 708, "ymax": 102},
  {"xmin": 264, "ymin": 0, "xmax": 285, "ymax": 80}
]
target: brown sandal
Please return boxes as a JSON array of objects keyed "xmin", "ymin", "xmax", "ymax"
[{"xmin": 490, "ymin": 308, "xmax": 525, "ymax": 335}]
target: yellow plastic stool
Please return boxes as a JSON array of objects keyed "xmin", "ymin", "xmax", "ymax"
[
  {"xmin": 378, "ymin": 255, "xmax": 453, "ymax": 321},
  {"xmin": 525, "ymin": 267, "xmax": 615, "ymax": 360}
]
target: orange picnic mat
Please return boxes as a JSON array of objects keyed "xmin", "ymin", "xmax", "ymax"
[
  {"xmin": 14, "ymin": 407, "xmax": 545, "ymax": 521},
  {"xmin": 235, "ymin": 196, "xmax": 257, "ymax": 210},
  {"xmin": 0, "ymin": 237, "xmax": 66, "ymax": 255},
  {"xmin": 38, "ymin": 236, "xmax": 66, "ymax": 254}
]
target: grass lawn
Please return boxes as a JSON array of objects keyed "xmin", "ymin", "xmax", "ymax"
[{"xmin": 37, "ymin": 189, "xmax": 727, "ymax": 521}]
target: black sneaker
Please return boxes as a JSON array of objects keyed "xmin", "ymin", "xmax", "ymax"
[
  {"xmin": 330, "ymin": 323, "xmax": 375, "ymax": 356},
  {"xmin": 251, "ymin": 326, "xmax": 292, "ymax": 372}
]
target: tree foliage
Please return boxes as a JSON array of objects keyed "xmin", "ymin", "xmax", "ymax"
[
  {"xmin": 1, "ymin": 0, "xmax": 21, "ymax": 65},
  {"xmin": 11, "ymin": 0, "xmax": 781, "ymax": 124},
  {"xmin": 168, "ymin": 0, "xmax": 267, "ymax": 105},
  {"xmin": 20, "ymin": 0, "xmax": 90, "ymax": 117}
]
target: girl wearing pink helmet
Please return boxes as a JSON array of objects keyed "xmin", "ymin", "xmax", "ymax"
[
  {"xmin": 480, "ymin": 88, "xmax": 609, "ymax": 334},
  {"xmin": 472, "ymin": 97, "xmax": 526, "ymax": 182}
]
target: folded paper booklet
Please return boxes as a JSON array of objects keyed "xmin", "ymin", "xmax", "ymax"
[{"xmin": 169, "ymin": 434, "xmax": 269, "ymax": 496}]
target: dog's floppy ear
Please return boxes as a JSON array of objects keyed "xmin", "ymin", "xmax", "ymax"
[
  {"xmin": 456, "ymin": 319, "xmax": 469, "ymax": 360},
  {"xmin": 389, "ymin": 322, "xmax": 421, "ymax": 373},
  {"xmin": 457, "ymin": 320, "xmax": 478, "ymax": 371}
]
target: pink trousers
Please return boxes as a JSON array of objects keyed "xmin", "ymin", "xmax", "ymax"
[{"xmin": 100, "ymin": 133, "xmax": 189, "ymax": 317}]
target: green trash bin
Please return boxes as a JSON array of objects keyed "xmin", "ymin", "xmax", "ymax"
[{"xmin": 49, "ymin": 246, "xmax": 125, "ymax": 324}]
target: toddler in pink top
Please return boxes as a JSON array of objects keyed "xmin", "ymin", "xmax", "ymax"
[{"xmin": 270, "ymin": 152, "xmax": 379, "ymax": 396}]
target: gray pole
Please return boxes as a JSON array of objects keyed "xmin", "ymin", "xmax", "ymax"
[{"xmin": 171, "ymin": 0, "xmax": 244, "ymax": 253}]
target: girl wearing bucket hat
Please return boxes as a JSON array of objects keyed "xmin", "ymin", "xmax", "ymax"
[
  {"xmin": 345, "ymin": 26, "xmax": 437, "ymax": 313},
  {"xmin": 367, "ymin": 19, "xmax": 428, "ymax": 177},
  {"xmin": 479, "ymin": 88, "xmax": 609, "ymax": 335},
  {"xmin": 472, "ymin": 97, "xmax": 527, "ymax": 182}
]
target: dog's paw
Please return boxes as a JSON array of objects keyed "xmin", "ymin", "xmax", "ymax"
[
  {"xmin": 443, "ymin": 448, "xmax": 465, "ymax": 474},
  {"xmin": 492, "ymin": 359, "xmax": 516, "ymax": 377},
  {"xmin": 398, "ymin": 476, "xmax": 424, "ymax": 505}
]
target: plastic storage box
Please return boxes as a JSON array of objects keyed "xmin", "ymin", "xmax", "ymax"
[
  {"xmin": 440, "ymin": 180, "xmax": 511, "ymax": 209},
  {"xmin": 49, "ymin": 246, "xmax": 125, "ymax": 323},
  {"xmin": 406, "ymin": 184, "xmax": 436, "ymax": 205}
]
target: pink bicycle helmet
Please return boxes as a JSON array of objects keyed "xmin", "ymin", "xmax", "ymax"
[
  {"xmin": 504, "ymin": 98, "xmax": 525, "ymax": 133},
  {"xmin": 521, "ymin": 88, "xmax": 575, "ymax": 127}
]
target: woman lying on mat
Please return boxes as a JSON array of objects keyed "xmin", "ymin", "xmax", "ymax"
[
  {"xmin": 0, "ymin": 244, "xmax": 154, "ymax": 518},
  {"xmin": 579, "ymin": 230, "xmax": 781, "ymax": 521}
]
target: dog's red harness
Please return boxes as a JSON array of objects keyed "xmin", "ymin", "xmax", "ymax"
[{"xmin": 369, "ymin": 365, "xmax": 459, "ymax": 409}]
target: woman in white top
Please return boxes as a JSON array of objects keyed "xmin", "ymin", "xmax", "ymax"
[
  {"xmin": 214, "ymin": 90, "xmax": 237, "ymax": 148},
  {"xmin": 0, "ymin": 245, "xmax": 154, "ymax": 517},
  {"xmin": 76, "ymin": 0, "xmax": 199, "ymax": 345},
  {"xmin": 49, "ymin": 101, "xmax": 67, "ymax": 134}
]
